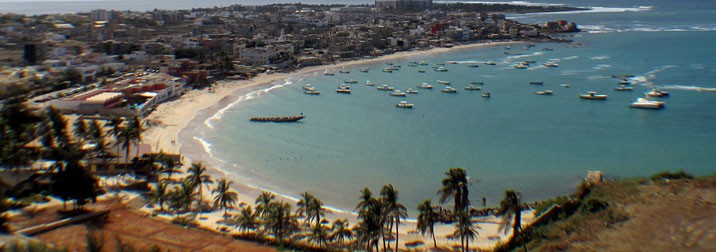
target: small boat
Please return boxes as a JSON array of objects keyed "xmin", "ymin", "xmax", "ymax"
[
  {"xmin": 396, "ymin": 101, "xmax": 413, "ymax": 108},
  {"xmin": 377, "ymin": 85, "xmax": 394, "ymax": 91},
  {"xmin": 408, "ymin": 63, "xmax": 418, "ymax": 67},
  {"xmin": 542, "ymin": 48, "xmax": 554, "ymax": 51},
  {"xmin": 579, "ymin": 91, "xmax": 608, "ymax": 100},
  {"xmin": 524, "ymin": 60, "xmax": 536, "ymax": 64},
  {"xmin": 250, "ymin": 115, "xmax": 305, "ymax": 122},
  {"xmin": 465, "ymin": 85, "xmax": 481, "ymax": 91},
  {"xmin": 304, "ymin": 90, "xmax": 321, "ymax": 95},
  {"xmin": 417, "ymin": 83, "xmax": 433, "ymax": 89},
  {"xmin": 339, "ymin": 70, "xmax": 350, "ymax": 74},
  {"xmin": 441, "ymin": 87, "xmax": 457, "ymax": 93},
  {"xmin": 505, "ymin": 46, "xmax": 511, "ymax": 50},
  {"xmin": 434, "ymin": 67, "xmax": 449, "ymax": 72},
  {"xmin": 437, "ymin": 80, "xmax": 451, "ymax": 85},
  {"xmin": 560, "ymin": 84, "xmax": 571, "ymax": 88},
  {"xmin": 344, "ymin": 79, "xmax": 357, "ymax": 84},
  {"xmin": 514, "ymin": 63, "xmax": 528, "ymax": 69},
  {"xmin": 630, "ymin": 97, "xmax": 665, "ymax": 109},
  {"xmin": 405, "ymin": 88, "xmax": 419, "ymax": 94},
  {"xmin": 383, "ymin": 68, "xmax": 393, "ymax": 73},
  {"xmin": 482, "ymin": 92, "xmax": 491, "ymax": 98},
  {"xmin": 324, "ymin": 72, "xmax": 335, "ymax": 76},
  {"xmin": 390, "ymin": 90, "xmax": 407, "ymax": 97},
  {"xmin": 535, "ymin": 90, "xmax": 553, "ymax": 95},
  {"xmin": 436, "ymin": 63, "xmax": 445, "ymax": 66},
  {"xmin": 484, "ymin": 61, "xmax": 497, "ymax": 65},
  {"xmin": 418, "ymin": 61, "xmax": 428, "ymax": 65},
  {"xmin": 360, "ymin": 68, "xmax": 369, "ymax": 73},
  {"xmin": 529, "ymin": 81, "xmax": 544, "ymax": 85},
  {"xmin": 543, "ymin": 62, "xmax": 559, "ymax": 67},
  {"xmin": 466, "ymin": 63, "xmax": 479, "ymax": 68},
  {"xmin": 646, "ymin": 88, "xmax": 669, "ymax": 97},
  {"xmin": 698, "ymin": 88, "xmax": 716, "ymax": 92},
  {"xmin": 365, "ymin": 80, "xmax": 374, "ymax": 86},
  {"xmin": 303, "ymin": 84, "xmax": 315, "ymax": 91},
  {"xmin": 336, "ymin": 88, "xmax": 351, "ymax": 94},
  {"xmin": 471, "ymin": 81, "xmax": 484, "ymax": 85},
  {"xmin": 418, "ymin": 70, "xmax": 426, "ymax": 73},
  {"xmin": 614, "ymin": 86, "xmax": 634, "ymax": 91},
  {"xmin": 450, "ymin": 61, "xmax": 458, "ymax": 64},
  {"xmin": 618, "ymin": 79, "xmax": 630, "ymax": 85}
]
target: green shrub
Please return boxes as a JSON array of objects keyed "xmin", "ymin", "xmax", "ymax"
[
  {"xmin": 579, "ymin": 198, "xmax": 608, "ymax": 213},
  {"xmin": 650, "ymin": 169, "xmax": 694, "ymax": 181}
]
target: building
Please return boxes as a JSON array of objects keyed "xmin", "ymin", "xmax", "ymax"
[{"xmin": 376, "ymin": 0, "xmax": 433, "ymax": 11}]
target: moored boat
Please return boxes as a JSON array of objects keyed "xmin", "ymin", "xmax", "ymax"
[
  {"xmin": 441, "ymin": 86, "xmax": 457, "ymax": 93},
  {"xmin": 344, "ymin": 79, "xmax": 358, "ymax": 84},
  {"xmin": 535, "ymin": 90, "xmax": 553, "ymax": 95},
  {"xmin": 579, "ymin": 91, "xmax": 608, "ymax": 100},
  {"xmin": 544, "ymin": 62, "xmax": 559, "ymax": 67},
  {"xmin": 630, "ymin": 97, "xmax": 665, "ymax": 109},
  {"xmin": 417, "ymin": 83, "xmax": 433, "ymax": 89},
  {"xmin": 418, "ymin": 70, "xmax": 426, "ymax": 73},
  {"xmin": 646, "ymin": 88, "xmax": 669, "ymax": 97},
  {"xmin": 405, "ymin": 88, "xmax": 419, "ymax": 94},
  {"xmin": 471, "ymin": 81, "xmax": 484, "ymax": 85},
  {"xmin": 482, "ymin": 91, "xmax": 491, "ymax": 98},
  {"xmin": 434, "ymin": 67, "xmax": 448, "ymax": 72},
  {"xmin": 484, "ymin": 61, "xmax": 497, "ymax": 65},
  {"xmin": 560, "ymin": 84, "xmax": 571, "ymax": 88},
  {"xmin": 365, "ymin": 80, "xmax": 374, "ymax": 86},
  {"xmin": 437, "ymin": 80, "xmax": 451, "ymax": 85},
  {"xmin": 465, "ymin": 85, "xmax": 481, "ymax": 91},
  {"xmin": 389, "ymin": 90, "xmax": 407, "ymax": 97},
  {"xmin": 614, "ymin": 85, "xmax": 634, "ymax": 91},
  {"xmin": 377, "ymin": 85, "xmax": 394, "ymax": 91},
  {"xmin": 303, "ymin": 84, "xmax": 315, "ymax": 91},
  {"xmin": 466, "ymin": 63, "xmax": 480, "ymax": 68},
  {"xmin": 250, "ymin": 115, "xmax": 305, "ymax": 122},
  {"xmin": 514, "ymin": 63, "xmax": 528, "ymax": 69},
  {"xmin": 529, "ymin": 81, "xmax": 544, "ymax": 85},
  {"xmin": 360, "ymin": 68, "xmax": 369, "ymax": 73},
  {"xmin": 339, "ymin": 70, "xmax": 350, "ymax": 74},
  {"xmin": 396, "ymin": 101, "xmax": 414, "ymax": 108},
  {"xmin": 304, "ymin": 90, "xmax": 321, "ymax": 95}
]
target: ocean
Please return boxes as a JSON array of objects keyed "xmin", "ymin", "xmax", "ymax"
[
  {"xmin": 9, "ymin": 0, "xmax": 716, "ymax": 215},
  {"xmin": 186, "ymin": 0, "xmax": 716, "ymax": 215}
]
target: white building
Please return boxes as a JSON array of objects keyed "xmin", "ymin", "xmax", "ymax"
[{"xmin": 239, "ymin": 47, "xmax": 276, "ymax": 66}]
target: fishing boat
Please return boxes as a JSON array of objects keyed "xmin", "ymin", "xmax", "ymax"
[
  {"xmin": 614, "ymin": 86, "xmax": 634, "ymax": 91},
  {"xmin": 535, "ymin": 90, "xmax": 553, "ymax": 95},
  {"xmin": 344, "ymin": 79, "xmax": 357, "ymax": 84},
  {"xmin": 579, "ymin": 91, "xmax": 608, "ymax": 100},
  {"xmin": 482, "ymin": 92, "xmax": 491, "ymax": 98},
  {"xmin": 304, "ymin": 90, "xmax": 321, "ymax": 95},
  {"xmin": 396, "ymin": 101, "xmax": 413, "ymax": 108},
  {"xmin": 405, "ymin": 88, "xmax": 419, "ymax": 94},
  {"xmin": 250, "ymin": 115, "xmax": 305, "ymax": 122},
  {"xmin": 365, "ymin": 80, "xmax": 374, "ymax": 86},
  {"xmin": 377, "ymin": 85, "xmax": 394, "ymax": 91},
  {"xmin": 630, "ymin": 97, "xmax": 665, "ymax": 109},
  {"xmin": 390, "ymin": 90, "xmax": 407, "ymax": 97},
  {"xmin": 437, "ymin": 80, "xmax": 451, "ymax": 85},
  {"xmin": 465, "ymin": 85, "xmax": 481, "ymax": 91},
  {"xmin": 303, "ymin": 84, "xmax": 315, "ymax": 91},
  {"xmin": 337, "ymin": 84, "xmax": 351, "ymax": 93},
  {"xmin": 529, "ymin": 81, "xmax": 544, "ymax": 85},
  {"xmin": 441, "ymin": 86, "xmax": 457, "ymax": 93},
  {"xmin": 417, "ymin": 83, "xmax": 433, "ymax": 89}
]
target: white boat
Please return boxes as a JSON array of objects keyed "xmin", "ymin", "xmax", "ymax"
[
  {"xmin": 646, "ymin": 88, "xmax": 669, "ymax": 97},
  {"xmin": 437, "ymin": 80, "xmax": 451, "ymax": 85},
  {"xmin": 466, "ymin": 63, "xmax": 480, "ymax": 68},
  {"xmin": 484, "ymin": 61, "xmax": 497, "ymax": 65},
  {"xmin": 336, "ymin": 87, "xmax": 351, "ymax": 94},
  {"xmin": 544, "ymin": 62, "xmax": 559, "ymax": 67},
  {"xmin": 618, "ymin": 79, "xmax": 630, "ymax": 85},
  {"xmin": 441, "ymin": 87, "xmax": 457, "ymax": 93},
  {"xmin": 377, "ymin": 85, "xmax": 394, "ymax": 91},
  {"xmin": 535, "ymin": 90, "xmax": 553, "ymax": 95},
  {"xmin": 560, "ymin": 84, "xmax": 571, "ymax": 88},
  {"xmin": 396, "ymin": 101, "xmax": 414, "ymax": 108},
  {"xmin": 614, "ymin": 86, "xmax": 634, "ymax": 91},
  {"xmin": 304, "ymin": 90, "xmax": 321, "ymax": 95},
  {"xmin": 303, "ymin": 84, "xmax": 314, "ymax": 91},
  {"xmin": 360, "ymin": 68, "xmax": 369, "ymax": 73},
  {"xmin": 630, "ymin": 97, "xmax": 665, "ymax": 109},
  {"xmin": 579, "ymin": 91, "xmax": 608, "ymax": 100},
  {"xmin": 408, "ymin": 63, "xmax": 418, "ymax": 67},
  {"xmin": 365, "ymin": 80, "xmax": 374, "ymax": 86},
  {"xmin": 418, "ymin": 61, "xmax": 429, "ymax": 65},
  {"xmin": 383, "ymin": 68, "xmax": 393, "ymax": 73},
  {"xmin": 514, "ymin": 63, "xmax": 528, "ymax": 69},
  {"xmin": 390, "ymin": 90, "xmax": 406, "ymax": 97},
  {"xmin": 434, "ymin": 67, "xmax": 448, "ymax": 72},
  {"xmin": 482, "ymin": 92, "xmax": 491, "ymax": 98},
  {"xmin": 465, "ymin": 85, "xmax": 481, "ymax": 91},
  {"xmin": 406, "ymin": 88, "xmax": 419, "ymax": 94},
  {"xmin": 344, "ymin": 79, "xmax": 358, "ymax": 84},
  {"xmin": 417, "ymin": 83, "xmax": 433, "ymax": 89}
]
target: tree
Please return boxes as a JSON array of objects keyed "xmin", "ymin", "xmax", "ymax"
[
  {"xmin": 438, "ymin": 167, "xmax": 471, "ymax": 214},
  {"xmin": 417, "ymin": 199, "xmax": 439, "ymax": 248},
  {"xmin": 159, "ymin": 154, "xmax": 181, "ymax": 181},
  {"xmin": 148, "ymin": 181, "xmax": 169, "ymax": 212},
  {"xmin": 263, "ymin": 201, "xmax": 296, "ymax": 246},
  {"xmin": 381, "ymin": 184, "xmax": 407, "ymax": 251},
  {"xmin": 72, "ymin": 118, "xmax": 88, "ymax": 142},
  {"xmin": 50, "ymin": 160, "xmax": 100, "ymax": 211},
  {"xmin": 212, "ymin": 178, "xmax": 238, "ymax": 216},
  {"xmin": 168, "ymin": 178, "xmax": 196, "ymax": 214},
  {"xmin": 499, "ymin": 189, "xmax": 527, "ymax": 252},
  {"xmin": 105, "ymin": 116, "xmax": 124, "ymax": 167},
  {"xmin": 453, "ymin": 210, "xmax": 478, "ymax": 252},
  {"xmin": 329, "ymin": 219, "xmax": 353, "ymax": 247},
  {"xmin": 308, "ymin": 223, "xmax": 329, "ymax": 249},
  {"xmin": 296, "ymin": 192, "xmax": 317, "ymax": 226},
  {"xmin": 187, "ymin": 162, "xmax": 212, "ymax": 209},
  {"xmin": 356, "ymin": 197, "xmax": 383, "ymax": 252},
  {"xmin": 126, "ymin": 116, "xmax": 144, "ymax": 158},
  {"xmin": 236, "ymin": 206, "xmax": 259, "ymax": 235},
  {"xmin": 255, "ymin": 191, "xmax": 276, "ymax": 218}
]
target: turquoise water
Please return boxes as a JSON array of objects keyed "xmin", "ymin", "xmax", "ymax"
[{"xmin": 183, "ymin": 1, "xmax": 716, "ymax": 215}]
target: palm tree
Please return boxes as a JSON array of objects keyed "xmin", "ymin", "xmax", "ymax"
[
  {"xmin": 87, "ymin": 120, "xmax": 103, "ymax": 143},
  {"xmin": 329, "ymin": 219, "xmax": 353, "ymax": 247},
  {"xmin": 381, "ymin": 184, "xmax": 407, "ymax": 250},
  {"xmin": 72, "ymin": 118, "xmax": 88, "ymax": 142},
  {"xmin": 169, "ymin": 178, "xmax": 197, "ymax": 214},
  {"xmin": 499, "ymin": 189, "xmax": 527, "ymax": 252},
  {"xmin": 158, "ymin": 152, "xmax": 181, "ymax": 181},
  {"xmin": 148, "ymin": 181, "xmax": 169, "ymax": 212},
  {"xmin": 187, "ymin": 162, "xmax": 212, "ymax": 208},
  {"xmin": 438, "ymin": 167, "xmax": 471, "ymax": 214},
  {"xmin": 212, "ymin": 178, "xmax": 238, "ymax": 216},
  {"xmin": 264, "ymin": 201, "xmax": 296, "ymax": 246},
  {"xmin": 308, "ymin": 223, "xmax": 329, "ymax": 249},
  {"xmin": 356, "ymin": 198, "xmax": 384, "ymax": 252},
  {"xmin": 296, "ymin": 192, "xmax": 316, "ymax": 226},
  {"xmin": 417, "ymin": 199, "xmax": 439, "ymax": 248},
  {"xmin": 236, "ymin": 205, "xmax": 259, "ymax": 235},
  {"xmin": 454, "ymin": 210, "xmax": 479, "ymax": 252},
  {"xmin": 105, "ymin": 116, "xmax": 124, "ymax": 167},
  {"xmin": 126, "ymin": 116, "xmax": 144, "ymax": 158},
  {"xmin": 255, "ymin": 191, "xmax": 276, "ymax": 218},
  {"xmin": 355, "ymin": 187, "xmax": 373, "ymax": 213}
]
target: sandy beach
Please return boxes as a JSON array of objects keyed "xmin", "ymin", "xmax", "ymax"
[{"xmin": 142, "ymin": 40, "xmax": 530, "ymax": 250}]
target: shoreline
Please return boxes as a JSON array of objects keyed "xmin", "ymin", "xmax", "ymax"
[{"xmin": 142, "ymin": 40, "xmax": 527, "ymax": 250}]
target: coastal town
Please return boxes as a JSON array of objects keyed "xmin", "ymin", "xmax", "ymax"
[{"xmin": 9, "ymin": 1, "xmax": 691, "ymax": 252}]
